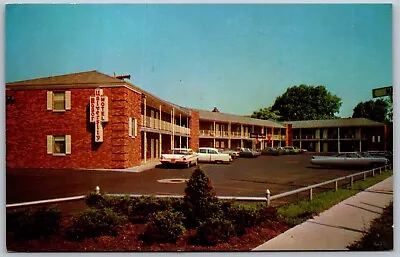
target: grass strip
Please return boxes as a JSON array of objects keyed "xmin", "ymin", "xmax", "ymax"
[
  {"xmin": 347, "ymin": 201, "xmax": 393, "ymax": 250},
  {"xmin": 277, "ymin": 170, "xmax": 393, "ymax": 227}
]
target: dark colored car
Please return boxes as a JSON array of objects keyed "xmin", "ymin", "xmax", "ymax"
[{"xmin": 237, "ymin": 148, "xmax": 260, "ymax": 158}]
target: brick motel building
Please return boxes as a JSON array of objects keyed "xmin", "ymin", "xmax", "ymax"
[{"xmin": 5, "ymin": 71, "xmax": 390, "ymax": 169}]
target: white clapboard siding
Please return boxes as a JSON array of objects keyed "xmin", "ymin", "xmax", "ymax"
[
  {"xmin": 66, "ymin": 135, "xmax": 71, "ymax": 154},
  {"xmin": 128, "ymin": 117, "xmax": 133, "ymax": 137},
  {"xmin": 47, "ymin": 91, "xmax": 53, "ymax": 110},
  {"xmin": 47, "ymin": 135, "xmax": 53, "ymax": 154},
  {"xmin": 65, "ymin": 91, "xmax": 71, "ymax": 110}
]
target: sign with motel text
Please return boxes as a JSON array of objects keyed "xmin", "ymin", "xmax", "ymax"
[{"xmin": 90, "ymin": 88, "xmax": 109, "ymax": 142}]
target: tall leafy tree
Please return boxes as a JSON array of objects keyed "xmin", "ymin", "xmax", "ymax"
[
  {"xmin": 250, "ymin": 107, "xmax": 281, "ymax": 121},
  {"xmin": 352, "ymin": 99, "xmax": 391, "ymax": 123},
  {"xmin": 271, "ymin": 85, "xmax": 342, "ymax": 121}
]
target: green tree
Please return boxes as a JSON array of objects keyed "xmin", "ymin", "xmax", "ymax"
[
  {"xmin": 250, "ymin": 107, "xmax": 281, "ymax": 121},
  {"xmin": 271, "ymin": 85, "xmax": 342, "ymax": 121},
  {"xmin": 352, "ymin": 99, "xmax": 391, "ymax": 123}
]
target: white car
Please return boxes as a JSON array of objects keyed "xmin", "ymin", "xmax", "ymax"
[
  {"xmin": 197, "ymin": 147, "xmax": 232, "ymax": 164},
  {"xmin": 160, "ymin": 148, "xmax": 198, "ymax": 168}
]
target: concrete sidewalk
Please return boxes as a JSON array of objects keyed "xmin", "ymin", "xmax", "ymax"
[
  {"xmin": 253, "ymin": 176, "xmax": 393, "ymax": 251},
  {"xmin": 79, "ymin": 160, "xmax": 161, "ymax": 173}
]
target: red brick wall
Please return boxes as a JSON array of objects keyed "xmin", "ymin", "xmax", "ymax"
[
  {"xmin": 6, "ymin": 86, "xmax": 142, "ymax": 169},
  {"xmin": 189, "ymin": 110, "xmax": 199, "ymax": 151},
  {"xmin": 115, "ymin": 88, "xmax": 142, "ymax": 168},
  {"xmin": 285, "ymin": 124, "xmax": 293, "ymax": 147}
]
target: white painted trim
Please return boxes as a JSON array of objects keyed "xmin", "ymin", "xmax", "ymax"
[
  {"xmin": 46, "ymin": 91, "xmax": 53, "ymax": 110},
  {"xmin": 65, "ymin": 91, "xmax": 71, "ymax": 110},
  {"xmin": 66, "ymin": 135, "xmax": 71, "ymax": 154}
]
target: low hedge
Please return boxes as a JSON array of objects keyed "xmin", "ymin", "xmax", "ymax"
[
  {"xmin": 66, "ymin": 207, "xmax": 126, "ymax": 241},
  {"xmin": 140, "ymin": 209, "xmax": 186, "ymax": 244},
  {"xmin": 7, "ymin": 206, "xmax": 62, "ymax": 240}
]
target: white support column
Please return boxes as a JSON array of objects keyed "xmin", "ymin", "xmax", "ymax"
[
  {"xmin": 159, "ymin": 105, "xmax": 162, "ymax": 129},
  {"xmin": 299, "ymin": 128, "xmax": 302, "ymax": 149},
  {"xmin": 179, "ymin": 114, "xmax": 182, "ymax": 148},
  {"xmin": 279, "ymin": 129, "xmax": 282, "ymax": 147},
  {"xmin": 228, "ymin": 139, "xmax": 231, "ymax": 149},
  {"xmin": 338, "ymin": 127, "xmax": 340, "ymax": 153},
  {"xmin": 143, "ymin": 96, "xmax": 147, "ymax": 163},
  {"xmin": 159, "ymin": 133, "xmax": 162, "ymax": 157},
  {"xmin": 187, "ymin": 117, "xmax": 189, "ymax": 135},
  {"xmin": 186, "ymin": 137, "xmax": 189, "ymax": 149},
  {"xmin": 241, "ymin": 139, "xmax": 243, "ymax": 148},
  {"xmin": 359, "ymin": 127, "xmax": 362, "ymax": 152},
  {"xmin": 271, "ymin": 127, "xmax": 274, "ymax": 147},
  {"xmin": 241, "ymin": 124, "xmax": 243, "ymax": 137},
  {"xmin": 143, "ymin": 96, "xmax": 147, "ymax": 127},
  {"xmin": 171, "ymin": 109, "xmax": 174, "ymax": 149},
  {"xmin": 144, "ymin": 131, "xmax": 147, "ymax": 163}
]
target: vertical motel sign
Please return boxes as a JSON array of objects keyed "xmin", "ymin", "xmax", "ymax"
[{"xmin": 90, "ymin": 88, "xmax": 109, "ymax": 142}]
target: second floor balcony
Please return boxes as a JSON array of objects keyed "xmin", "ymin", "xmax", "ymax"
[
  {"xmin": 199, "ymin": 130, "xmax": 285, "ymax": 140},
  {"xmin": 141, "ymin": 115, "xmax": 190, "ymax": 135}
]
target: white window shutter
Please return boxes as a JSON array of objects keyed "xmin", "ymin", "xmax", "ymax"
[
  {"xmin": 47, "ymin": 91, "xmax": 53, "ymax": 110},
  {"xmin": 134, "ymin": 118, "xmax": 137, "ymax": 137},
  {"xmin": 128, "ymin": 117, "xmax": 132, "ymax": 137},
  {"xmin": 66, "ymin": 135, "xmax": 71, "ymax": 154},
  {"xmin": 378, "ymin": 136, "xmax": 381, "ymax": 143},
  {"xmin": 65, "ymin": 91, "xmax": 71, "ymax": 110},
  {"xmin": 372, "ymin": 136, "xmax": 375, "ymax": 143},
  {"xmin": 47, "ymin": 135, "xmax": 53, "ymax": 154}
]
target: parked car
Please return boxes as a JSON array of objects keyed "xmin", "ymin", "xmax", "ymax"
[
  {"xmin": 310, "ymin": 152, "xmax": 388, "ymax": 168},
  {"xmin": 220, "ymin": 149, "xmax": 240, "ymax": 159},
  {"xmin": 198, "ymin": 147, "xmax": 232, "ymax": 163},
  {"xmin": 261, "ymin": 147, "xmax": 283, "ymax": 156},
  {"xmin": 284, "ymin": 146, "xmax": 300, "ymax": 154},
  {"xmin": 160, "ymin": 148, "xmax": 198, "ymax": 168},
  {"xmin": 365, "ymin": 151, "xmax": 393, "ymax": 164},
  {"xmin": 236, "ymin": 147, "xmax": 260, "ymax": 158}
]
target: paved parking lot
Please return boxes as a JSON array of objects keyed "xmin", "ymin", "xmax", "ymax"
[{"xmin": 7, "ymin": 154, "xmax": 363, "ymax": 207}]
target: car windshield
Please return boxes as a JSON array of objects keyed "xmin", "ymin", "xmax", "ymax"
[{"xmin": 218, "ymin": 149, "xmax": 223, "ymax": 153}]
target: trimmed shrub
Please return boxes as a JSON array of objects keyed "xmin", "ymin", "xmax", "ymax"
[
  {"xmin": 140, "ymin": 209, "xmax": 186, "ymax": 244},
  {"xmin": 129, "ymin": 196, "xmax": 181, "ymax": 223},
  {"xmin": 8, "ymin": 206, "xmax": 62, "ymax": 240},
  {"xmin": 227, "ymin": 204, "xmax": 262, "ymax": 235},
  {"xmin": 66, "ymin": 208, "xmax": 126, "ymax": 241},
  {"xmin": 183, "ymin": 166, "xmax": 220, "ymax": 228},
  {"xmin": 193, "ymin": 218, "xmax": 236, "ymax": 246},
  {"xmin": 85, "ymin": 192, "xmax": 135, "ymax": 216}
]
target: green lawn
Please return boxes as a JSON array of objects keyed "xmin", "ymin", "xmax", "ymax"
[{"xmin": 277, "ymin": 170, "xmax": 393, "ymax": 227}]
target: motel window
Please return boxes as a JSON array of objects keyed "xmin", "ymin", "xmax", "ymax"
[
  {"xmin": 372, "ymin": 136, "xmax": 375, "ymax": 143},
  {"xmin": 216, "ymin": 141, "xmax": 219, "ymax": 148},
  {"xmin": 129, "ymin": 117, "xmax": 138, "ymax": 138},
  {"xmin": 47, "ymin": 135, "xmax": 71, "ymax": 155},
  {"xmin": 47, "ymin": 91, "xmax": 71, "ymax": 111},
  {"xmin": 378, "ymin": 136, "xmax": 381, "ymax": 143},
  {"xmin": 221, "ymin": 141, "xmax": 225, "ymax": 148}
]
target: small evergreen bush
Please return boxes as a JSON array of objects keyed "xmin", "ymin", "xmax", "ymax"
[
  {"xmin": 227, "ymin": 204, "xmax": 262, "ymax": 235},
  {"xmin": 193, "ymin": 218, "xmax": 236, "ymax": 246},
  {"xmin": 66, "ymin": 207, "xmax": 126, "ymax": 241},
  {"xmin": 8, "ymin": 206, "xmax": 62, "ymax": 240},
  {"xmin": 183, "ymin": 166, "xmax": 220, "ymax": 228},
  {"xmin": 129, "ymin": 196, "xmax": 179, "ymax": 223},
  {"xmin": 140, "ymin": 209, "xmax": 186, "ymax": 244}
]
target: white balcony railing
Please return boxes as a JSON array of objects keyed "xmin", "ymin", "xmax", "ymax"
[
  {"xmin": 198, "ymin": 130, "xmax": 285, "ymax": 140},
  {"xmin": 141, "ymin": 115, "xmax": 190, "ymax": 135}
]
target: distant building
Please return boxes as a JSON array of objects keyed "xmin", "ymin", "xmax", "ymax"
[{"xmin": 5, "ymin": 70, "xmax": 389, "ymax": 169}]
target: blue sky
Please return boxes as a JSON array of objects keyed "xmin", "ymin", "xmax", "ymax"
[{"xmin": 5, "ymin": 4, "xmax": 392, "ymax": 118}]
